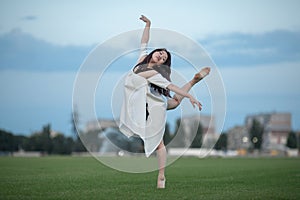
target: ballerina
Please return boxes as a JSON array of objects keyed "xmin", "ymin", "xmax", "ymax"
[{"xmin": 119, "ymin": 15, "xmax": 210, "ymax": 189}]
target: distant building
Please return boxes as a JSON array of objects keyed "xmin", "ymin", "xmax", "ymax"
[
  {"xmin": 170, "ymin": 114, "xmax": 218, "ymax": 148},
  {"xmin": 227, "ymin": 126, "xmax": 250, "ymax": 150},
  {"xmin": 85, "ymin": 119, "xmax": 118, "ymax": 132},
  {"xmin": 245, "ymin": 112, "xmax": 291, "ymax": 150}
]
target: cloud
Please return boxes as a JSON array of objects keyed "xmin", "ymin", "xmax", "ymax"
[
  {"xmin": 21, "ymin": 15, "xmax": 38, "ymax": 21},
  {"xmin": 219, "ymin": 61, "xmax": 300, "ymax": 96},
  {"xmin": 0, "ymin": 28, "xmax": 92, "ymax": 71},
  {"xmin": 201, "ymin": 30, "xmax": 300, "ymax": 67},
  {"xmin": 1, "ymin": 28, "xmax": 300, "ymax": 72}
]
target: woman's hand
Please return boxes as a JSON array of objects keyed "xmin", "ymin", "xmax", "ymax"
[
  {"xmin": 189, "ymin": 96, "xmax": 202, "ymax": 111},
  {"xmin": 140, "ymin": 15, "xmax": 151, "ymax": 26}
]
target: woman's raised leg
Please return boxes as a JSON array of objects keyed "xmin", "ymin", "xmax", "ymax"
[{"xmin": 167, "ymin": 67, "xmax": 210, "ymax": 110}]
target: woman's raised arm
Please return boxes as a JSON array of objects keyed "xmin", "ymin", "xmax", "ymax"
[
  {"xmin": 140, "ymin": 15, "xmax": 151, "ymax": 44},
  {"xmin": 136, "ymin": 15, "xmax": 151, "ymax": 63}
]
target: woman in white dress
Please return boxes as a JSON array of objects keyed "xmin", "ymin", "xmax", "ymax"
[{"xmin": 119, "ymin": 15, "xmax": 210, "ymax": 188}]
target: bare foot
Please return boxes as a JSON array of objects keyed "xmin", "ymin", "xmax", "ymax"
[{"xmin": 191, "ymin": 67, "xmax": 211, "ymax": 85}]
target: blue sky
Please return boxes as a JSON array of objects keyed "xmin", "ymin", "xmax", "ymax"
[{"xmin": 0, "ymin": 0, "xmax": 300, "ymax": 135}]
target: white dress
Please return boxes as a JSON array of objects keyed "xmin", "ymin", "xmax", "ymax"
[{"xmin": 119, "ymin": 44, "xmax": 171, "ymax": 157}]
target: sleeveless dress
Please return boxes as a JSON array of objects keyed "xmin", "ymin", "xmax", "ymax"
[{"xmin": 119, "ymin": 43, "xmax": 171, "ymax": 157}]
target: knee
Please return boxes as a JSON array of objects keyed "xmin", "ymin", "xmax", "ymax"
[
  {"xmin": 167, "ymin": 98, "xmax": 180, "ymax": 110},
  {"xmin": 173, "ymin": 96, "xmax": 181, "ymax": 105},
  {"xmin": 174, "ymin": 99, "xmax": 180, "ymax": 108}
]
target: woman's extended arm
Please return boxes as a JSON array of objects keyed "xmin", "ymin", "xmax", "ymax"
[
  {"xmin": 167, "ymin": 84, "xmax": 202, "ymax": 110},
  {"xmin": 140, "ymin": 15, "xmax": 151, "ymax": 44}
]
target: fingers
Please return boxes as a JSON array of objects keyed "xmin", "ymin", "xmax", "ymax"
[
  {"xmin": 196, "ymin": 101, "xmax": 202, "ymax": 111},
  {"xmin": 140, "ymin": 15, "xmax": 150, "ymax": 23},
  {"xmin": 190, "ymin": 99, "xmax": 202, "ymax": 111},
  {"xmin": 139, "ymin": 15, "xmax": 146, "ymax": 21},
  {"xmin": 198, "ymin": 102, "xmax": 202, "ymax": 111}
]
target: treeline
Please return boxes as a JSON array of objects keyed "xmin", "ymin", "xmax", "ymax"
[{"xmin": 0, "ymin": 124, "xmax": 86, "ymax": 155}]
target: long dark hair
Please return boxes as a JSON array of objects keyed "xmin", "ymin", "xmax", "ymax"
[{"xmin": 133, "ymin": 48, "xmax": 172, "ymax": 97}]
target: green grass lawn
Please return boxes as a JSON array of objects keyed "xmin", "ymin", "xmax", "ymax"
[{"xmin": 0, "ymin": 156, "xmax": 299, "ymax": 200}]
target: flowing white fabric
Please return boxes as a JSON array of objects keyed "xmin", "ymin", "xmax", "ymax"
[{"xmin": 119, "ymin": 72, "xmax": 171, "ymax": 157}]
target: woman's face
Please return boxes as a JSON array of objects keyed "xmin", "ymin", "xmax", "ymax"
[{"xmin": 151, "ymin": 50, "xmax": 168, "ymax": 65}]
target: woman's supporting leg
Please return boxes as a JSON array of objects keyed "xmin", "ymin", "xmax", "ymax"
[
  {"xmin": 167, "ymin": 67, "xmax": 210, "ymax": 110},
  {"xmin": 156, "ymin": 140, "xmax": 166, "ymax": 188},
  {"xmin": 157, "ymin": 67, "xmax": 211, "ymax": 187}
]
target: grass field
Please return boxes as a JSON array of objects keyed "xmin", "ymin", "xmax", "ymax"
[{"xmin": 0, "ymin": 156, "xmax": 299, "ymax": 200}]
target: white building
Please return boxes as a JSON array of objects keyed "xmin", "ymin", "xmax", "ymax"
[
  {"xmin": 227, "ymin": 126, "xmax": 250, "ymax": 150},
  {"xmin": 245, "ymin": 112, "xmax": 291, "ymax": 150}
]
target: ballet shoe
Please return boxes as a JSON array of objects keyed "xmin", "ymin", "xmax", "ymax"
[
  {"xmin": 192, "ymin": 67, "xmax": 211, "ymax": 84},
  {"xmin": 157, "ymin": 177, "xmax": 166, "ymax": 189}
]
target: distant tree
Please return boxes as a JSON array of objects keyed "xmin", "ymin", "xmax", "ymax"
[
  {"xmin": 214, "ymin": 133, "xmax": 227, "ymax": 151},
  {"xmin": 70, "ymin": 107, "xmax": 86, "ymax": 152},
  {"xmin": 0, "ymin": 127, "xmax": 77, "ymax": 155},
  {"xmin": 52, "ymin": 134, "xmax": 74, "ymax": 155},
  {"xmin": 163, "ymin": 123, "xmax": 173, "ymax": 146},
  {"xmin": 169, "ymin": 118, "xmax": 185, "ymax": 147},
  {"xmin": 249, "ymin": 119, "xmax": 264, "ymax": 150},
  {"xmin": 71, "ymin": 106, "xmax": 80, "ymax": 140},
  {"xmin": 0, "ymin": 129, "xmax": 14, "ymax": 152},
  {"xmin": 23, "ymin": 124, "xmax": 53, "ymax": 154},
  {"xmin": 25, "ymin": 133, "xmax": 44, "ymax": 152},
  {"xmin": 73, "ymin": 132, "xmax": 87, "ymax": 152},
  {"xmin": 286, "ymin": 131, "xmax": 297, "ymax": 149},
  {"xmin": 173, "ymin": 118, "xmax": 181, "ymax": 137},
  {"xmin": 13, "ymin": 135, "xmax": 28, "ymax": 151},
  {"xmin": 190, "ymin": 122, "xmax": 203, "ymax": 148},
  {"xmin": 298, "ymin": 133, "xmax": 300, "ymax": 152},
  {"xmin": 52, "ymin": 134, "xmax": 65, "ymax": 154},
  {"xmin": 42, "ymin": 124, "xmax": 53, "ymax": 154}
]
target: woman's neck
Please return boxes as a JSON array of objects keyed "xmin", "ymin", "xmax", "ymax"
[{"xmin": 147, "ymin": 62, "xmax": 156, "ymax": 68}]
